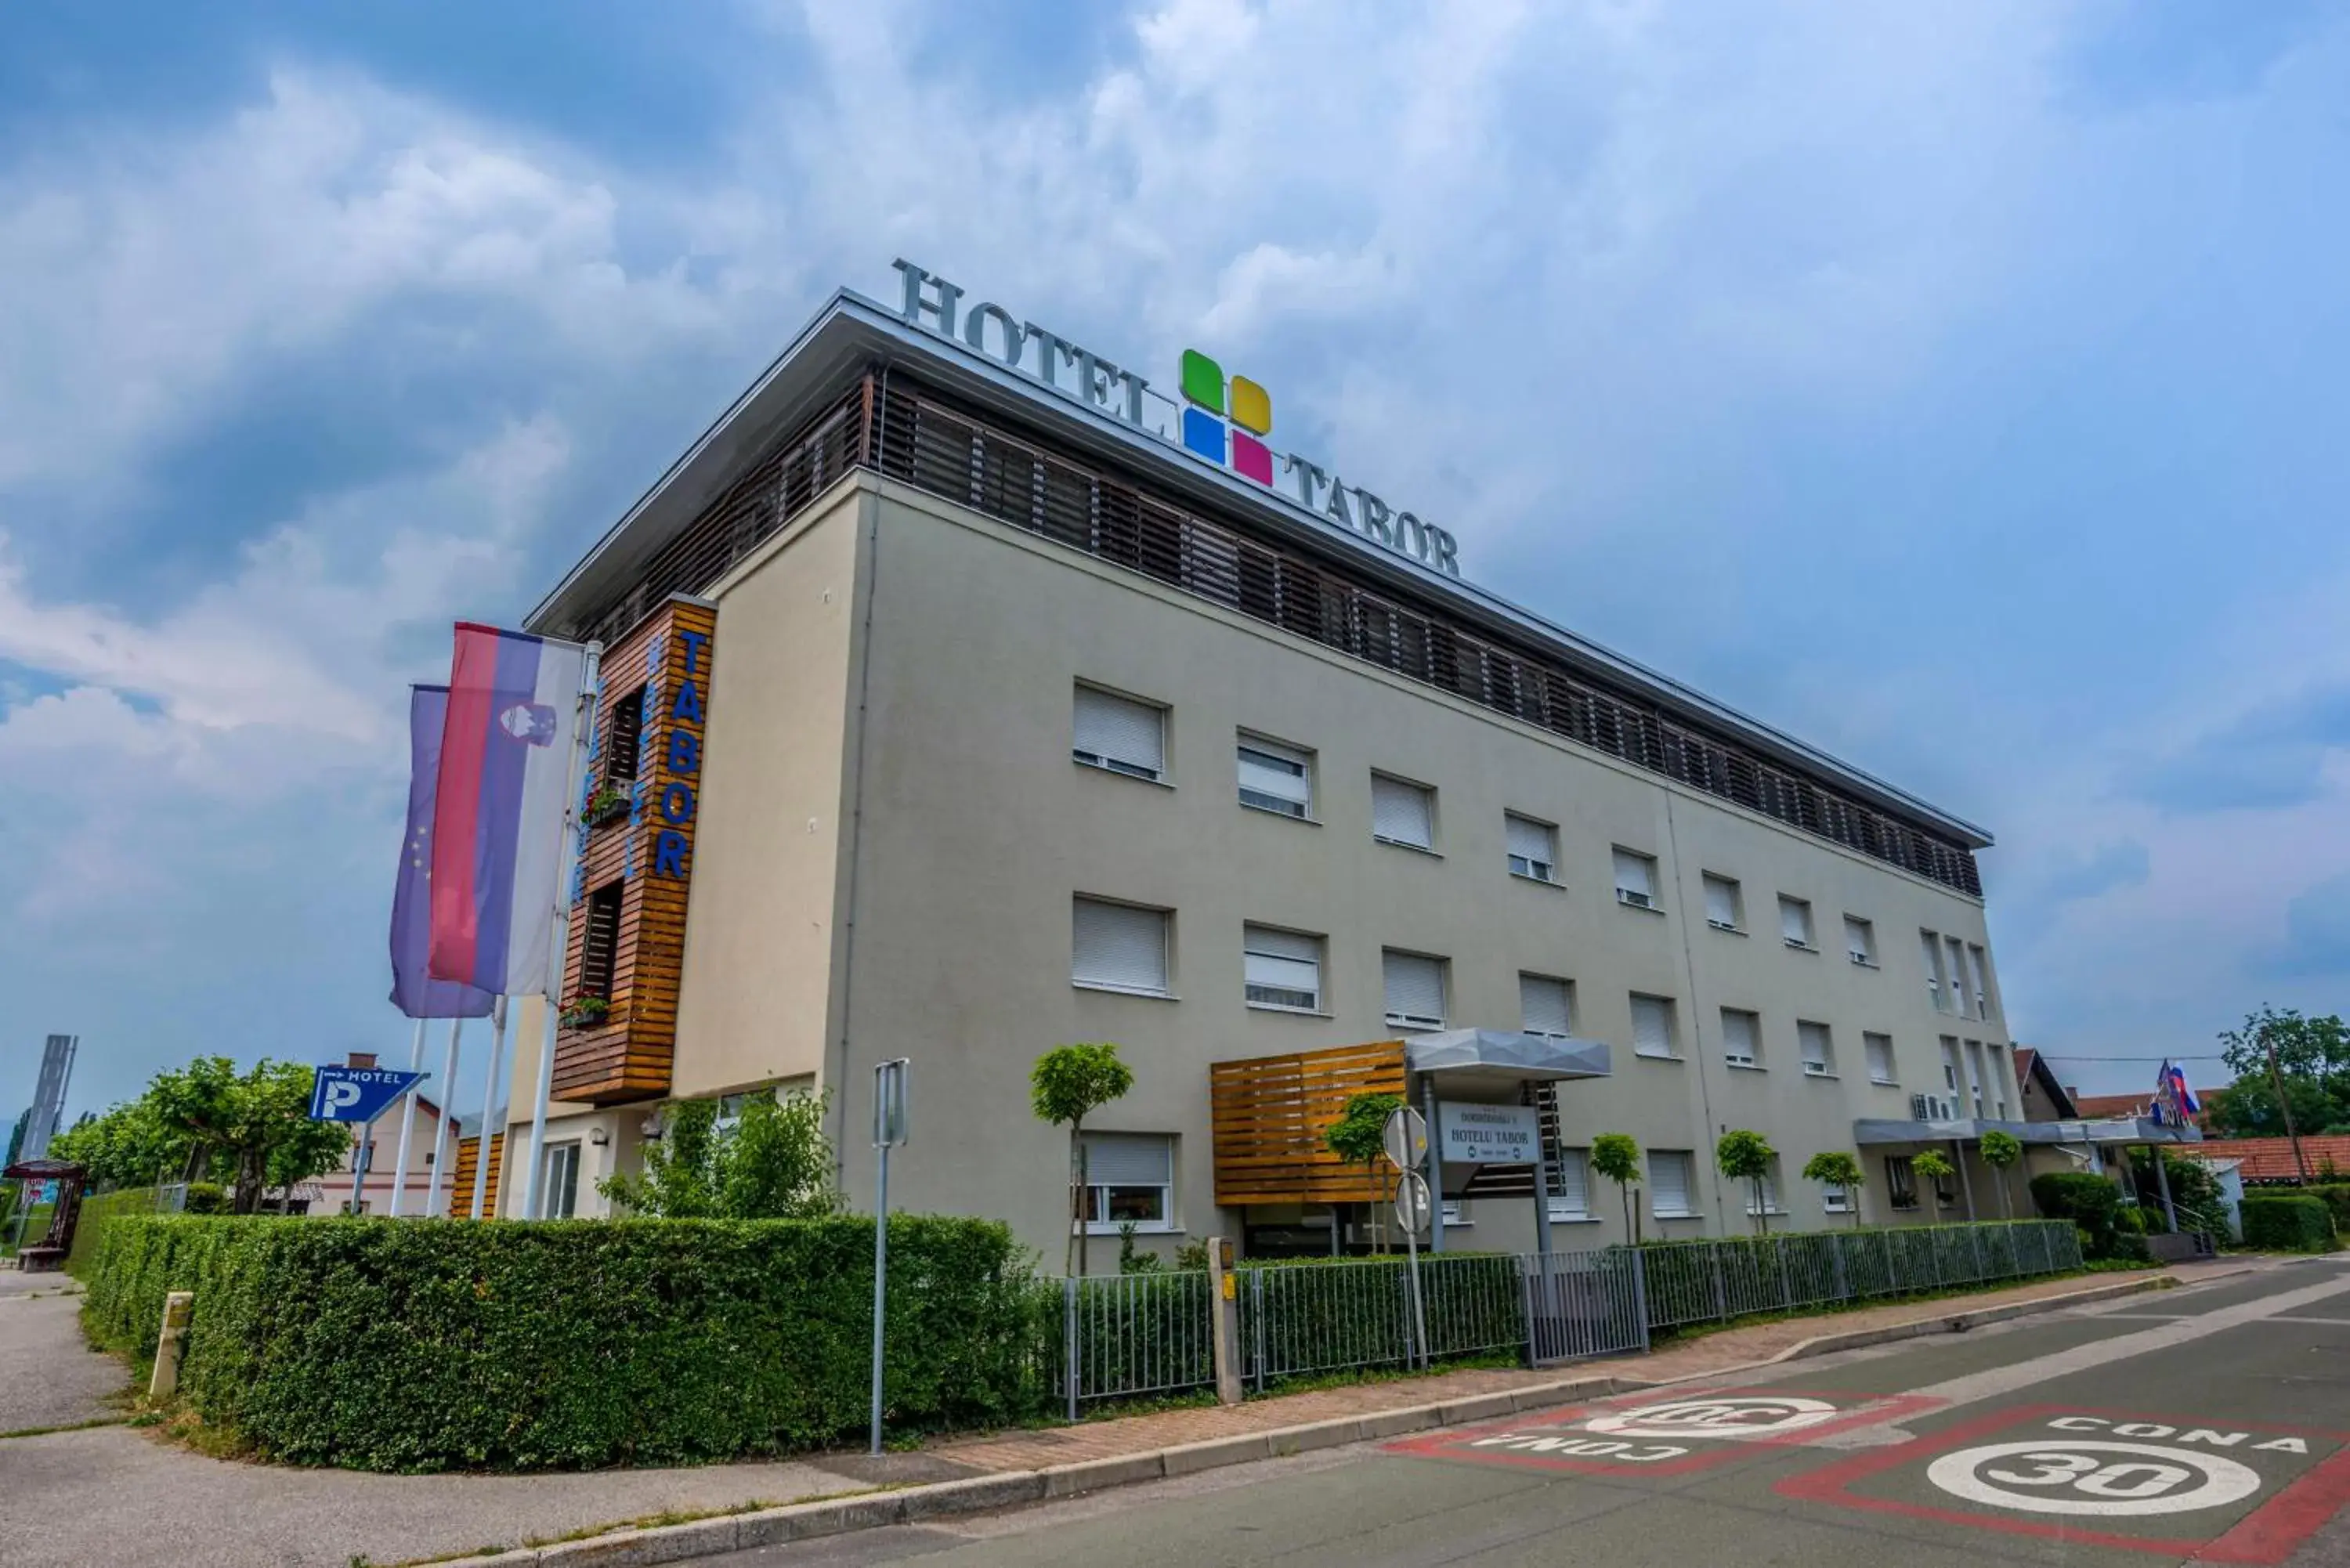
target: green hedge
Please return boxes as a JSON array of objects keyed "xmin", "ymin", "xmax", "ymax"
[
  {"xmin": 2305, "ymin": 1185, "xmax": 2350, "ymax": 1232},
  {"xmin": 65, "ymin": 1187, "xmax": 166, "ymax": 1277},
  {"xmin": 2240, "ymin": 1194, "xmax": 2339, "ymax": 1253},
  {"xmin": 85, "ymin": 1215, "xmax": 1049, "ymax": 1470}
]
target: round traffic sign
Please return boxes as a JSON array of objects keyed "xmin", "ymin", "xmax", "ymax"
[
  {"xmin": 1585, "ymin": 1396, "xmax": 1842, "ymax": 1440},
  {"xmin": 1926, "ymin": 1440, "xmax": 2262, "ymax": 1517},
  {"xmin": 1394, "ymin": 1169, "xmax": 1433, "ymax": 1234}
]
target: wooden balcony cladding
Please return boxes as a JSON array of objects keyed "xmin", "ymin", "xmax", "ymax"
[
  {"xmin": 552, "ymin": 595, "xmax": 718, "ymax": 1105},
  {"xmin": 1211, "ymin": 1041, "xmax": 1408, "ymax": 1207},
  {"xmin": 447, "ymin": 1133, "xmax": 504, "ymax": 1219}
]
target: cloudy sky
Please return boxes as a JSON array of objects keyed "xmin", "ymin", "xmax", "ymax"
[{"xmin": 5, "ymin": 0, "xmax": 2347, "ymax": 1124}]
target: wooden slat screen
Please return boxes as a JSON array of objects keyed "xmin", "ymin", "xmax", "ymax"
[
  {"xmin": 550, "ymin": 364, "xmax": 1982, "ymax": 898},
  {"xmin": 446, "ymin": 1133, "xmax": 504, "ymax": 1219},
  {"xmin": 1210, "ymin": 1042, "xmax": 1408, "ymax": 1207}
]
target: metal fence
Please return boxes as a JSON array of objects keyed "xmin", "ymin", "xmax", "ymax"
[
  {"xmin": 1049, "ymin": 1219, "xmax": 2081, "ymax": 1410},
  {"xmin": 1637, "ymin": 1219, "xmax": 2080, "ymax": 1331}
]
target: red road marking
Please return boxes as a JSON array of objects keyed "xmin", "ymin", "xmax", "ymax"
[
  {"xmin": 1386, "ymin": 1389, "xmax": 1943, "ymax": 1479},
  {"xmin": 1775, "ymin": 1404, "xmax": 2350, "ymax": 1563}
]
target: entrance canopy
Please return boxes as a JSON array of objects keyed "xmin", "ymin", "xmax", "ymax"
[
  {"xmin": 1852, "ymin": 1115, "xmax": 2202, "ymax": 1147},
  {"xmin": 1404, "ymin": 1030, "xmax": 1611, "ymax": 1101}
]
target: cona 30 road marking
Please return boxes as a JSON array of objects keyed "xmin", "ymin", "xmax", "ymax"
[
  {"xmin": 1582, "ymin": 1396, "xmax": 1843, "ymax": 1441},
  {"xmin": 1927, "ymin": 1440, "xmax": 2264, "ymax": 1516}
]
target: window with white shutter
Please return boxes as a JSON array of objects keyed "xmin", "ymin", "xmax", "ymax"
[
  {"xmin": 1720, "ymin": 1008, "xmax": 1761, "ymax": 1068},
  {"xmin": 1864, "ymin": 1032, "xmax": 1896, "ymax": 1085},
  {"xmin": 1778, "ymin": 895, "xmax": 1815, "ymax": 949},
  {"xmin": 1823, "ymin": 1180, "xmax": 1853, "ymax": 1214},
  {"xmin": 1922, "ymin": 930, "xmax": 1948, "ymax": 1010},
  {"xmin": 1650, "ymin": 1151, "xmax": 1696, "ymax": 1217},
  {"xmin": 1382, "ymin": 950, "xmax": 1448, "ymax": 1030},
  {"xmin": 1799, "ymin": 1021, "xmax": 1834, "ymax": 1076},
  {"xmin": 1073, "ymin": 686, "xmax": 1166, "ymax": 781},
  {"xmin": 1079, "ymin": 1133, "xmax": 1174, "ymax": 1231},
  {"xmin": 1371, "ymin": 774, "xmax": 1435, "ymax": 849},
  {"xmin": 1985, "ymin": 1042, "xmax": 2010, "ymax": 1117},
  {"xmin": 1243, "ymin": 925, "xmax": 1323, "ymax": 1011},
  {"xmin": 1965, "ymin": 1039, "xmax": 1987, "ymax": 1115},
  {"xmin": 1703, "ymin": 874, "xmax": 1742, "ymax": 930},
  {"xmin": 1505, "ymin": 813, "xmax": 1556, "ymax": 883},
  {"xmin": 1844, "ymin": 916, "xmax": 1877, "ymax": 966},
  {"xmin": 1520, "ymin": 974, "xmax": 1572, "ymax": 1039},
  {"xmin": 1631, "ymin": 994, "xmax": 1676, "ymax": 1059},
  {"xmin": 1969, "ymin": 944, "xmax": 1995, "ymax": 1020},
  {"xmin": 1072, "ymin": 898, "xmax": 1170, "ymax": 995},
  {"xmin": 1613, "ymin": 848, "xmax": 1657, "ymax": 909},
  {"xmin": 1947, "ymin": 937, "xmax": 1972, "ymax": 1019},
  {"xmin": 1237, "ymin": 735, "xmax": 1313, "ymax": 818},
  {"xmin": 1549, "ymin": 1147, "xmax": 1591, "ymax": 1220}
]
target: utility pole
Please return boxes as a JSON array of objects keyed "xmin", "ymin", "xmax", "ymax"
[{"xmin": 2263, "ymin": 1021, "xmax": 2312, "ymax": 1185}]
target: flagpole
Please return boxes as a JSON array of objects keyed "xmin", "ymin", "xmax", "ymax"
[
  {"xmin": 388, "ymin": 1018, "xmax": 427, "ymax": 1218},
  {"xmin": 426, "ymin": 1018, "xmax": 463, "ymax": 1219},
  {"xmin": 522, "ymin": 640, "xmax": 602, "ymax": 1221},
  {"xmin": 472, "ymin": 998, "xmax": 508, "ymax": 1220}
]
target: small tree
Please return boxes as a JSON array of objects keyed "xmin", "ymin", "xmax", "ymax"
[
  {"xmin": 1716, "ymin": 1129, "xmax": 1777, "ymax": 1234},
  {"xmin": 602, "ymin": 1089, "xmax": 838, "ymax": 1219},
  {"xmin": 1031, "ymin": 1043, "xmax": 1135, "ymax": 1276},
  {"xmin": 1978, "ymin": 1129, "xmax": 2023, "ymax": 1220},
  {"xmin": 1590, "ymin": 1133, "xmax": 1643, "ymax": 1244},
  {"xmin": 1325, "ymin": 1093, "xmax": 1404, "ymax": 1253},
  {"xmin": 1912, "ymin": 1148, "xmax": 1957, "ymax": 1214},
  {"xmin": 1802, "ymin": 1151, "xmax": 1867, "ymax": 1228}
]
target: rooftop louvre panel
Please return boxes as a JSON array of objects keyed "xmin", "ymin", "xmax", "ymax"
[{"xmin": 555, "ymin": 363, "xmax": 1983, "ymax": 898}]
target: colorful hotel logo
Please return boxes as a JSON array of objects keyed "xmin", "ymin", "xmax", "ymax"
[
  {"xmin": 888, "ymin": 259, "xmax": 1460, "ymax": 578},
  {"xmin": 1179, "ymin": 349, "xmax": 1276, "ymax": 486}
]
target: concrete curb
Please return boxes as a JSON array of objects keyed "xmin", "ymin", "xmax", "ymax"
[{"xmin": 428, "ymin": 1268, "xmax": 2250, "ymax": 1566}]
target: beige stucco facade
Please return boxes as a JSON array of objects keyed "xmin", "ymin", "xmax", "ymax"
[{"xmin": 563, "ymin": 469, "xmax": 2023, "ymax": 1263}]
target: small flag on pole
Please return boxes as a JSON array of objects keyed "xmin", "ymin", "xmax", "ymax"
[
  {"xmin": 391, "ymin": 685, "xmax": 495, "ymax": 1019},
  {"xmin": 427, "ymin": 623, "xmax": 590, "ymax": 996}
]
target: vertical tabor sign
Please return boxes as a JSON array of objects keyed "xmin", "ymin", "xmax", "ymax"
[{"xmin": 552, "ymin": 594, "xmax": 717, "ymax": 1104}]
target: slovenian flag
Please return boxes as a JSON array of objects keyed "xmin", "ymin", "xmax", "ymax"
[
  {"xmin": 389, "ymin": 686, "xmax": 495, "ymax": 1019},
  {"xmin": 427, "ymin": 623, "xmax": 590, "ymax": 995}
]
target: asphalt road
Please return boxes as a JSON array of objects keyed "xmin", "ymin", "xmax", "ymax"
[{"xmin": 720, "ymin": 1257, "xmax": 2350, "ymax": 1568}]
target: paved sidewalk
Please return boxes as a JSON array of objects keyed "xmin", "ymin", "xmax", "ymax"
[{"xmin": 0, "ymin": 1257, "xmax": 2258, "ymax": 1568}]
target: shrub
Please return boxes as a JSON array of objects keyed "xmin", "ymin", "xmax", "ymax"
[
  {"xmin": 63, "ymin": 1186, "xmax": 166, "ymax": 1277},
  {"xmin": 2304, "ymin": 1184, "xmax": 2350, "ymax": 1232},
  {"xmin": 2240, "ymin": 1194, "xmax": 2338, "ymax": 1253},
  {"xmin": 84, "ymin": 1214, "xmax": 1050, "ymax": 1470},
  {"xmin": 2031, "ymin": 1172, "xmax": 2126, "ymax": 1257}
]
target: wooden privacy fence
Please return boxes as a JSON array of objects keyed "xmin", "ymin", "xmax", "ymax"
[{"xmin": 1210, "ymin": 1041, "xmax": 1407, "ymax": 1207}]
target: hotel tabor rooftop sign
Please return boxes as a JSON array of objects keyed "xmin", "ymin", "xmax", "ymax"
[{"xmin": 891, "ymin": 260, "xmax": 1462, "ymax": 579}]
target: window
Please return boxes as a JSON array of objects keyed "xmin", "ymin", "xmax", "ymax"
[
  {"xmin": 1947, "ymin": 937, "xmax": 1973, "ymax": 1019},
  {"xmin": 1922, "ymin": 930, "xmax": 1948, "ymax": 1011},
  {"xmin": 1548, "ymin": 1145, "xmax": 1592, "ymax": 1222},
  {"xmin": 1505, "ymin": 813, "xmax": 1557, "ymax": 883},
  {"xmin": 1720, "ymin": 1007, "xmax": 1762, "ymax": 1068},
  {"xmin": 542, "ymin": 1141, "xmax": 581, "ymax": 1219},
  {"xmin": 1371, "ymin": 774, "xmax": 1436, "ymax": 850},
  {"xmin": 606, "ymin": 685, "xmax": 645, "ymax": 782},
  {"xmin": 1885, "ymin": 1154, "xmax": 1918, "ymax": 1210},
  {"xmin": 1864, "ymin": 1032, "xmax": 1896, "ymax": 1086},
  {"xmin": 1520, "ymin": 974, "xmax": 1574, "ymax": 1039},
  {"xmin": 1743, "ymin": 1158, "xmax": 1783, "ymax": 1216},
  {"xmin": 1073, "ymin": 685, "xmax": 1166, "ymax": 781},
  {"xmin": 1242, "ymin": 925, "xmax": 1323, "ymax": 1012},
  {"xmin": 1702, "ymin": 873, "xmax": 1743, "ymax": 931},
  {"xmin": 1799, "ymin": 1021, "xmax": 1835, "ymax": 1077},
  {"xmin": 1072, "ymin": 898, "xmax": 1171, "ymax": 995},
  {"xmin": 1844, "ymin": 916, "xmax": 1877, "ymax": 967},
  {"xmin": 1613, "ymin": 848, "xmax": 1658, "ymax": 909},
  {"xmin": 1237, "ymin": 735, "xmax": 1313, "ymax": 818},
  {"xmin": 1080, "ymin": 1133, "xmax": 1174, "ymax": 1232},
  {"xmin": 1441, "ymin": 1198, "xmax": 1470, "ymax": 1227},
  {"xmin": 1968, "ymin": 944, "xmax": 1995, "ymax": 1020},
  {"xmin": 1650, "ymin": 1151, "xmax": 1697, "ymax": 1217},
  {"xmin": 1382, "ymin": 950, "xmax": 1448, "ymax": 1031},
  {"xmin": 1778, "ymin": 895, "xmax": 1815, "ymax": 950},
  {"xmin": 1940, "ymin": 1036, "xmax": 1962, "ymax": 1093},
  {"xmin": 1823, "ymin": 1180, "xmax": 1854, "ymax": 1214},
  {"xmin": 1631, "ymin": 994, "xmax": 1677, "ymax": 1059},
  {"xmin": 1930, "ymin": 1157, "xmax": 1958, "ymax": 1209},
  {"xmin": 1965, "ymin": 1039, "xmax": 1987, "ymax": 1115},
  {"xmin": 1985, "ymin": 1043, "xmax": 2010, "ymax": 1118},
  {"xmin": 579, "ymin": 880, "xmax": 624, "ymax": 1003}
]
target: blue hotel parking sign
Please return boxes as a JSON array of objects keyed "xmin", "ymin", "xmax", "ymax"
[{"xmin": 309, "ymin": 1066, "xmax": 425, "ymax": 1123}]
